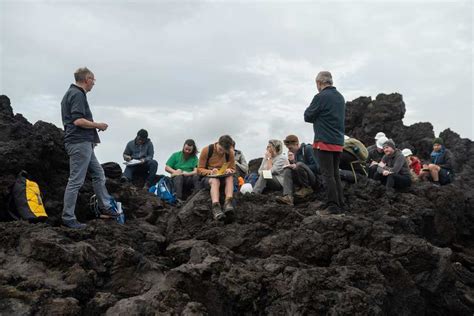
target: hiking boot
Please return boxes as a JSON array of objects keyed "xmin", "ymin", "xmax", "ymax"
[
  {"xmin": 276, "ymin": 195, "xmax": 294, "ymax": 206},
  {"xmin": 63, "ymin": 219, "xmax": 87, "ymax": 229},
  {"xmin": 212, "ymin": 203, "xmax": 224, "ymax": 220},
  {"xmin": 223, "ymin": 198, "xmax": 234, "ymax": 213},
  {"xmin": 120, "ymin": 176, "xmax": 129, "ymax": 183},
  {"xmin": 100, "ymin": 208, "xmax": 119, "ymax": 219},
  {"xmin": 317, "ymin": 202, "xmax": 343, "ymax": 215},
  {"xmin": 294, "ymin": 187, "xmax": 313, "ymax": 198}
]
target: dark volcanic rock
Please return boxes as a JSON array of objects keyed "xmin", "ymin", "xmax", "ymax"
[{"xmin": 0, "ymin": 94, "xmax": 473, "ymax": 315}]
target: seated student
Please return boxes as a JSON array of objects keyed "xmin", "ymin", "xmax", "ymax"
[
  {"xmin": 367, "ymin": 135, "xmax": 388, "ymax": 179},
  {"xmin": 197, "ymin": 135, "xmax": 236, "ymax": 220},
  {"xmin": 232, "ymin": 140, "xmax": 249, "ymax": 179},
  {"xmin": 419, "ymin": 137, "xmax": 454, "ymax": 186},
  {"xmin": 253, "ymin": 139, "xmax": 288, "ymax": 194},
  {"xmin": 276, "ymin": 135, "xmax": 319, "ymax": 205},
  {"xmin": 374, "ymin": 139, "xmax": 411, "ymax": 192},
  {"xmin": 122, "ymin": 129, "xmax": 158, "ymax": 189},
  {"xmin": 339, "ymin": 135, "xmax": 368, "ymax": 182},
  {"xmin": 165, "ymin": 139, "xmax": 200, "ymax": 202},
  {"xmin": 401, "ymin": 148, "xmax": 422, "ymax": 181}
]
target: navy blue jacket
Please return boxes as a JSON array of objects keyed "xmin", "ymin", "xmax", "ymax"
[
  {"xmin": 304, "ymin": 86, "xmax": 345, "ymax": 146},
  {"xmin": 61, "ymin": 84, "xmax": 100, "ymax": 144},
  {"xmin": 295, "ymin": 143, "xmax": 320, "ymax": 175}
]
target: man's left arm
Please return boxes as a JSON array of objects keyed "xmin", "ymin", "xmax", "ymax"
[
  {"xmin": 304, "ymin": 144, "xmax": 320, "ymax": 174},
  {"xmin": 439, "ymin": 150, "xmax": 453, "ymax": 170}
]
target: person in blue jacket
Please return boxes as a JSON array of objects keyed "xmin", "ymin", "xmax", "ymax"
[
  {"xmin": 419, "ymin": 137, "xmax": 454, "ymax": 186},
  {"xmin": 276, "ymin": 134, "xmax": 320, "ymax": 205},
  {"xmin": 304, "ymin": 71, "xmax": 346, "ymax": 214}
]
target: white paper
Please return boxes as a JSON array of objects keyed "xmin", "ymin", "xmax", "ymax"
[
  {"xmin": 123, "ymin": 159, "xmax": 142, "ymax": 166},
  {"xmin": 262, "ymin": 170, "xmax": 273, "ymax": 179}
]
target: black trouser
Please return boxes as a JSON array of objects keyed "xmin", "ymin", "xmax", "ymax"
[
  {"xmin": 123, "ymin": 159, "xmax": 158, "ymax": 186},
  {"xmin": 368, "ymin": 164, "xmax": 379, "ymax": 179},
  {"xmin": 374, "ymin": 173, "xmax": 411, "ymax": 189},
  {"xmin": 172, "ymin": 174, "xmax": 201, "ymax": 199},
  {"xmin": 282, "ymin": 162, "xmax": 316, "ymax": 196},
  {"xmin": 315, "ymin": 149, "xmax": 344, "ymax": 207}
]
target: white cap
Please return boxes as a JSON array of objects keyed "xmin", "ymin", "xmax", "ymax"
[
  {"xmin": 374, "ymin": 132, "xmax": 386, "ymax": 140},
  {"xmin": 402, "ymin": 148, "xmax": 413, "ymax": 157},
  {"xmin": 240, "ymin": 183, "xmax": 253, "ymax": 194},
  {"xmin": 376, "ymin": 136, "xmax": 389, "ymax": 149}
]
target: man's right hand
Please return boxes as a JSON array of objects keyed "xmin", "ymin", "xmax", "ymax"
[
  {"xmin": 96, "ymin": 122, "xmax": 108, "ymax": 131},
  {"xmin": 124, "ymin": 155, "xmax": 132, "ymax": 162},
  {"xmin": 210, "ymin": 168, "xmax": 219, "ymax": 175},
  {"xmin": 174, "ymin": 169, "xmax": 183, "ymax": 176}
]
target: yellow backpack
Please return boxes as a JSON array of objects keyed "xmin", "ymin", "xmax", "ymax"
[{"xmin": 10, "ymin": 171, "xmax": 47, "ymax": 221}]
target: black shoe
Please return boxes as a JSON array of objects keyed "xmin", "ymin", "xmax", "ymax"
[
  {"xmin": 120, "ymin": 176, "xmax": 129, "ymax": 183},
  {"xmin": 63, "ymin": 219, "xmax": 87, "ymax": 229}
]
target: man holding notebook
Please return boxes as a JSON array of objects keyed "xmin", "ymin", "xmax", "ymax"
[{"xmin": 197, "ymin": 135, "xmax": 236, "ymax": 220}]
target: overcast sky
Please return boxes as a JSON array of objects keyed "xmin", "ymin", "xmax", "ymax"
[{"xmin": 0, "ymin": 0, "xmax": 472, "ymax": 173}]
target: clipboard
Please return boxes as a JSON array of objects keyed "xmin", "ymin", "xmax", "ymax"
[{"xmin": 206, "ymin": 163, "xmax": 234, "ymax": 178}]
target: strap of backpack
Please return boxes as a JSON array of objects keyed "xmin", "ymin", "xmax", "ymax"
[{"xmin": 206, "ymin": 144, "xmax": 214, "ymax": 169}]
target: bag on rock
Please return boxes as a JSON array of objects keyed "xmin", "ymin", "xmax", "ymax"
[
  {"xmin": 149, "ymin": 176, "xmax": 177, "ymax": 205},
  {"xmin": 101, "ymin": 162, "xmax": 123, "ymax": 179},
  {"xmin": 89, "ymin": 195, "xmax": 125, "ymax": 224},
  {"xmin": 9, "ymin": 171, "xmax": 48, "ymax": 221}
]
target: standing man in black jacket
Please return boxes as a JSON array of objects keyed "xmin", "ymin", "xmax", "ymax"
[{"xmin": 304, "ymin": 71, "xmax": 346, "ymax": 214}]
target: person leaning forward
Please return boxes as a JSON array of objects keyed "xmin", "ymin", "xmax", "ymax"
[
  {"xmin": 304, "ymin": 71, "xmax": 346, "ymax": 214},
  {"xmin": 165, "ymin": 139, "xmax": 200, "ymax": 202},
  {"xmin": 61, "ymin": 67, "xmax": 117, "ymax": 229},
  {"xmin": 276, "ymin": 135, "xmax": 319, "ymax": 206},
  {"xmin": 122, "ymin": 129, "xmax": 158, "ymax": 190},
  {"xmin": 197, "ymin": 135, "xmax": 236, "ymax": 220}
]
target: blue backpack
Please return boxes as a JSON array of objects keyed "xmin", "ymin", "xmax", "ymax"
[{"xmin": 149, "ymin": 176, "xmax": 177, "ymax": 205}]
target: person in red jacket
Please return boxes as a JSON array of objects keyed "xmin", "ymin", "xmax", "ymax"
[{"xmin": 401, "ymin": 148, "xmax": 421, "ymax": 179}]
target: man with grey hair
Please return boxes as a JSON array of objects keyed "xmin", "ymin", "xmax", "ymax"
[
  {"xmin": 304, "ymin": 71, "xmax": 346, "ymax": 214},
  {"xmin": 61, "ymin": 67, "xmax": 117, "ymax": 229}
]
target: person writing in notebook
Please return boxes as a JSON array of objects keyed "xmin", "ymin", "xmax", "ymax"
[{"xmin": 197, "ymin": 135, "xmax": 236, "ymax": 220}]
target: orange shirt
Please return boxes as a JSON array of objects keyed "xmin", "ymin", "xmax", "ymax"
[{"xmin": 197, "ymin": 143, "xmax": 236, "ymax": 176}]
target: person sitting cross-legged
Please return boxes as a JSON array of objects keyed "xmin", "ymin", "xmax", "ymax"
[
  {"xmin": 276, "ymin": 135, "xmax": 319, "ymax": 206},
  {"xmin": 165, "ymin": 139, "xmax": 201, "ymax": 203},
  {"xmin": 122, "ymin": 129, "xmax": 158, "ymax": 189}
]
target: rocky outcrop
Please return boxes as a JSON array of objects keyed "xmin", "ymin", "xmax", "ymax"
[{"xmin": 0, "ymin": 94, "xmax": 473, "ymax": 315}]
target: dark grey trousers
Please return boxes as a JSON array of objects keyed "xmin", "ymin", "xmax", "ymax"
[
  {"xmin": 63, "ymin": 142, "xmax": 112, "ymax": 221},
  {"xmin": 282, "ymin": 162, "xmax": 316, "ymax": 196},
  {"xmin": 316, "ymin": 149, "xmax": 344, "ymax": 207}
]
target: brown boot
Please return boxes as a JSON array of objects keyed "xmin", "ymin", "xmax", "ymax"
[
  {"xmin": 276, "ymin": 195, "xmax": 294, "ymax": 206},
  {"xmin": 294, "ymin": 187, "xmax": 313, "ymax": 198},
  {"xmin": 212, "ymin": 203, "xmax": 224, "ymax": 220},
  {"xmin": 223, "ymin": 198, "xmax": 234, "ymax": 213}
]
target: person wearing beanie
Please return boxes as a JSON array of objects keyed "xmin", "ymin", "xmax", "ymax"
[
  {"xmin": 122, "ymin": 129, "xmax": 158, "ymax": 189},
  {"xmin": 367, "ymin": 135, "xmax": 388, "ymax": 179},
  {"xmin": 373, "ymin": 139, "xmax": 411, "ymax": 192},
  {"xmin": 276, "ymin": 135, "xmax": 320, "ymax": 206},
  {"xmin": 419, "ymin": 137, "xmax": 454, "ymax": 185}
]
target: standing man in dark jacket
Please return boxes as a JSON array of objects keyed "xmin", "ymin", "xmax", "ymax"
[
  {"xmin": 304, "ymin": 71, "xmax": 345, "ymax": 214},
  {"xmin": 122, "ymin": 129, "xmax": 158, "ymax": 189},
  {"xmin": 61, "ymin": 67, "xmax": 117, "ymax": 229},
  {"xmin": 276, "ymin": 135, "xmax": 320, "ymax": 205},
  {"xmin": 374, "ymin": 139, "xmax": 411, "ymax": 191},
  {"xmin": 419, "ymin": 137, "xmax": 454, "ymax": 185}
]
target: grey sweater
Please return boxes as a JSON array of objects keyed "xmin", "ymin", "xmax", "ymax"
[
  {"xmin": 123, "ymin": 138, "xmax": 154, "ymax": 162},
  {"xmin": 380, "ymin": 149, "xmax": 410, "ymax": 176},
  {"xmin": 258, "ymin": 153, "xmax": 288, "ymax": 185}
]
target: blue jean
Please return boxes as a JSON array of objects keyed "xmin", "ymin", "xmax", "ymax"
[{"xmin": 63, "ymin": 142, "xmax": 112, "ymax": 221}]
